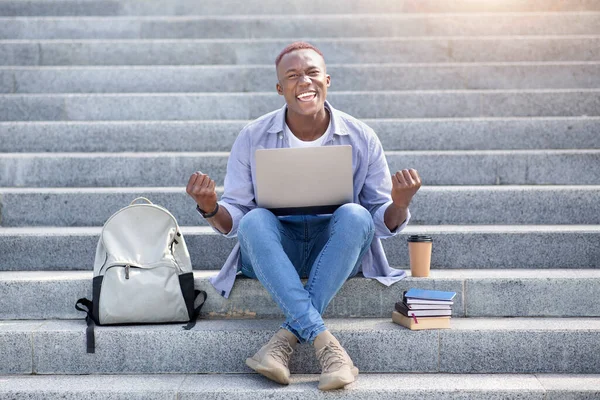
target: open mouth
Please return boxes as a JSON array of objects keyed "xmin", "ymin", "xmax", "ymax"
[{"xmin": 296, "ymin": 90, "xmax": 317, "ymax": 102}]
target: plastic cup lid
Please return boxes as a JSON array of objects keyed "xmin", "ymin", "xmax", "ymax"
[{"xmin": 407, "ymin": 235, "xmax": 433, "ymax": 242}]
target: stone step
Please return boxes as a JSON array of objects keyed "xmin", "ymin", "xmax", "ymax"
[
  {"xmin": 1, "ymin": 150, "xmax": 598, "ymax": 187},
  {"xmin": 1, "ymin": 374, "xmax": 599, "ymax": 399},
  {"xmin": 2, "ymin": 318, "xmax": 599, "ymax": 374},
  {"xmin": 2, "ymin": 90, "xmax": 600, "ymax": 121},
  {"xmin": 2, "ymin": 13, "xmax": 600, "ymax": 40},
  {"xmin": 2, "ymin": 36, "xmax": 600, "ymax": 66},
  {"xmin": 2, "ymin": 117, "xmax": 598, "ymax": 152},
  {"xmin": 2, "ymin": 270, "xmax": 599, "ymax": 320},
  {"xmin": 2, "ymin": 186, "xmax": 599, "ymax": 227},
  {"xmin": 2, "ymin": 62, "xmax": 600, "ymax": 93},
  {"xmin": 2, "ymin": 0, "xmax": 600, "ymax": 16},
  {"xmin": 0, "ymin": 225, "xmax": 598, "ymax": 271}
]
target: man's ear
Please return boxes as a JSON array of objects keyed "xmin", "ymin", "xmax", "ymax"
[
  {"xmin": 276, "ymin": 83, "xmax": 284, "ymax": 95},
  {"xmin": 326, "ymin": 74, "xmax": 331, "ymax": 87}
]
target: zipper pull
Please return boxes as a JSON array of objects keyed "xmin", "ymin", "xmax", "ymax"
[
  {"xmin": 125, "ymin": 265, "xmax": 130, "ymax": 280},
  {"xmin": 170, "ymin": 232, "xmax": 180, "ymax": 252}
]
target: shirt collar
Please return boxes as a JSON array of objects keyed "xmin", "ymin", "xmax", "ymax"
[{"xmin": 266, "ymin": 100, "xmax": 350, "ymax": 136}]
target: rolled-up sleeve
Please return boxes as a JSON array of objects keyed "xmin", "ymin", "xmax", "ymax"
[
  {"xmin": 208, "ymin": 128, "xmax": 255, "ymax": 238},
  {"xmin": 214, "ymin": 202, "xmax": 245, "ymax": 238},
  {"xmin": 373, "ymin": 200, "xmax": 411, "ymax": 238},
  {"xmin": 359, "ymin": 132, "xmax": 411, "ymax": 238}
]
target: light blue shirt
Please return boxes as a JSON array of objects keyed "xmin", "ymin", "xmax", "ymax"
[{"xmin": 208, "ymin": 101, "xmax": 410, "ymax": 298}]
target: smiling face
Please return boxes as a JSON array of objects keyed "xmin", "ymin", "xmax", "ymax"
[{"xmin": 276, "ymin": 49, "xmax": 331, "ymax": 119}]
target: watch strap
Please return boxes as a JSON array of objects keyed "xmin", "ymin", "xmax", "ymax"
[{"xmin": 197, "ymin": 203, "xmax": 219, "ymax": 219}]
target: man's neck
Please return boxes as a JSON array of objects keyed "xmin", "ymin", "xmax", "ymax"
[{"xmin": 286, "ymin": 108, "xmax": 330, "ymax": 142}]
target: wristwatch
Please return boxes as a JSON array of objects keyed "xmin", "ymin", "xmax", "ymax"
[{"xmin": 197, "ymin": 203, "xmax": 219, "ymax": 219}]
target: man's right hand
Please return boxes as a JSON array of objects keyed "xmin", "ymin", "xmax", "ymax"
[{"xmin": 186, "ymin": 172, "xmax": 218, "ymax": 213}]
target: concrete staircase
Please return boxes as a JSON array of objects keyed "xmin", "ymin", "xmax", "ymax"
[{"xmin": 1, "ymin": 0, "xmax": 600, "ymax": 398}]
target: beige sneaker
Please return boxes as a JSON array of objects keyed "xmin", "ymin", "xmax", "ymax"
[
  {"xmin": 314, "ymin": 332, "xmax": 359, "ymax": 390},
  {"xmin": 245, "ymin": 329, "xmax": 298, "ymax": 385}
]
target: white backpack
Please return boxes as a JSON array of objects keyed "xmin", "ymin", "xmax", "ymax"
[{"xmin": 76, "ymin": 197, "xmax": 206, "ymax": 353}]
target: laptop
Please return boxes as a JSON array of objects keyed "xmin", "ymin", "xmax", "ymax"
[{"xmin": 255, "ymin": 145, "xmax": 353, "ymax": 216}]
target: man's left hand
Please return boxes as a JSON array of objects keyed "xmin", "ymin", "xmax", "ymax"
[{"xmin": 391, "ymin": 169, "xmax": 422, "ymax": 209}]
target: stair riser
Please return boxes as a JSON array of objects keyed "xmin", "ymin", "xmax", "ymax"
[
  {"xmin": 3, "ymin": 64, "xmax": 600, "ymax": 93},
  {"xmin": 3, "ymin": 38, "xmax": 600, "ymax": 66},
  {"xmin": 0, "ymin": 229, "xmax": 598, "ymax": 271},
  {"xmin": 1, "ymin": 151, "xmax": 598, "ymax": 186},
  {"xmin": 2, "ymin": 188, "xmax": 600, "ymax": 226},
  {"xmin": 3, "ymin": 273, "xmax": 600, "ymax": 319},
  {"xmin": 3, "ymin": 91, "xmax": 600, "ymax": 121},
  {"xmin": 2, "ymin": 118, "xmax": 598, "ymax": 152},
  {"xmin": 3, "ymin": 0, "xmax": 600, "ymax": 16},
  {"xmin": 2, "ymin": 319, "xmax": 599, "ymax": 374},
  {"xmin": 2, "ymin": 14, "xmax": 600, "ymax": 40}
]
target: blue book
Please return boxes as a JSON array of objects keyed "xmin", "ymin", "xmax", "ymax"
[{"xmin": 404, "ymin": 288, "xmax": 456, "ymax": 302}]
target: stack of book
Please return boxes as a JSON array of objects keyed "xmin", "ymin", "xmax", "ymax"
[{"xmin": 392, "ymin": 288, "xmax": 457, "ymax": 330}]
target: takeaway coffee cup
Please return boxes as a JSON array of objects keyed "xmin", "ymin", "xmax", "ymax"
[{"xmin": 407, "ymin": 235, "xmax": 433, "ymax": 277}]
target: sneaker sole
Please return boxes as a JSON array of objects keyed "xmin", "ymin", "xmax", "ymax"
[
  {"xmin": 245, "ymin": 357, "xmax": 290, "ymax": 385},
  {"xmin": 318, "ymin": 366, "xmax": 359, "ymax": 391}
]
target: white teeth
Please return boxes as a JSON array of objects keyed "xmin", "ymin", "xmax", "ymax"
[{"xmin": 297, "ymin": 91, "xmax": 316, "ymax": 100}]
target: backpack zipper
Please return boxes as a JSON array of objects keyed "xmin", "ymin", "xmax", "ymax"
[
  {"xmin": 102, "ymin": 259, "xmax": 180, "ymax": 276},
  {"xmin": 169, "ymin": 231, "xmax": 182, "ymax": 252}
]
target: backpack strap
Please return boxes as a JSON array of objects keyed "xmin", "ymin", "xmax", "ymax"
[
  {"xmin": 183, "ymin": 290, "xmax": 208, "ymax": 331},
  {"xmin": 75, "ymin": 298, "xmax": 97, "ymax": 354}
]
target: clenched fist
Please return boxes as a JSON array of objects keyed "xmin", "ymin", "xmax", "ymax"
[
  {"xmin": 391, "ymin": 169, "xmax": 422, "ymax": 209},
  {"xmin": 186, "ymin": 172, "xmax": 218, "ymax": 213}
]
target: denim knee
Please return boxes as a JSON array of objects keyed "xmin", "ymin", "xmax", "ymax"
[
  {"xmin": 334, "ymin": 203, "xmax": 375, "ymax": 240},
  {"xmin": 237, "ymin": 208, "xmax": 278, "ymax": 240}
]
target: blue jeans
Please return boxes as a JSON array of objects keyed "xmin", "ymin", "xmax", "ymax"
[{"xmin": 236, "ymin": 203, "xmax": 375, "ymax": 344}]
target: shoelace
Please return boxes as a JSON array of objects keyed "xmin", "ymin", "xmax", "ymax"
[
  {"xmin": 267, "ymin": 337, "xmax": 294, "ymax": 365},
  {"xmin": 316, "ymin": 342, "xmax": 347, "ymax": 372}
]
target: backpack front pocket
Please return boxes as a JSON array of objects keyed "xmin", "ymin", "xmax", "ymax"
[{"xmin": 98, "ymin": 262, "xmax": 189, "ymax": 324}]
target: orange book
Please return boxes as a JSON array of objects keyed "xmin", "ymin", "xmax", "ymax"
[{"xmin": 392, "ymin": 311, "xmax": 450, "ymax": 330}]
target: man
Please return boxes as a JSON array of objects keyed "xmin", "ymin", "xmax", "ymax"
[{"xmin": 186, "ymin": 42, "xmax": 421, "ymax": 390}]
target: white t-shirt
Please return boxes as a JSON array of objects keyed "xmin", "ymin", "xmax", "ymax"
[{"xmin": 284, "ymin": 120, "xmax": 331, "ymax": 148}]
